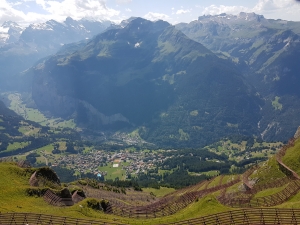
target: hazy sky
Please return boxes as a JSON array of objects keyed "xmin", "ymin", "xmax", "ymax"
[{"xmin": 1, "ymin": 0, "xmax": 300, "ymax": 26}]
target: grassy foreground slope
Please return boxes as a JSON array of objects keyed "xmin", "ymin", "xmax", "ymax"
[
  {"xmin": 0, "ymin": 163, "xmax": 114, "ymax": 221},
  {"xmin": 282, "ymin": 138, "xmax": 300, "ymax": 175},
  {"xmin": 4, "ymin": 134, "xmax": 300, "ymax": 224},
  {"xmin": 0, "ymin": 162, "xmax": 232, "ymax": 224}
]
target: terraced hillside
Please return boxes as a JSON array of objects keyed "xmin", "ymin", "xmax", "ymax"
[{"xmin": 2, "ymin": 134, "xmax": 300, "ymax": 224}]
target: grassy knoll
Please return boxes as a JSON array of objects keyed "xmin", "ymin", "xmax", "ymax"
[
  {"xmin": 202, "ymin": 170, "xmax": 219, "ymax": 177},
  {"xmin": 16, "ymin": 144, "xmax": 55, "ymax": 164},
  {"xmin": 0, "ymin": 162, "xmax": 234, "ymax": 225},
  {"xmin": 34, "ymin": 144, "xmax": 54, "ymax": 154},
  {"xmin": 2, "ymin": 142, "xmax": 30, "ymax": 154},
  {"xmin": 140, "ymin": 195, "xmax": 231, "ymax": 225},
  {"xmin": 4, "ymin": 161, "xmax": 300, "ymax": 225},
  {"xmin": 142, "ymin": 187, "xmax": 175, "ymax": 197},
  {"xmin": 225, "ymin": 181, "xmax": 243, "ymax": 193},
  {"xmin": 206, "ymin": 176, "xmax": 222, "ymax": 189},
  {"xmin": 40, "ymin": 118, "xmax": 76, "ymax": 129},
  {"xmin": 118, "ymin": 195, "xmax": 232, "ymax": 225},
  {"xmin": 282, "ymin": 138, "xmax": 300, "ymax": 175},
  {"xmin": 277, "ymin": 191, "xmax": 300, "ymax": 209},
  {"xmin": 220, "ymin": 175, "xmax": 239, "ymax": 185},
  {"xmin": 250, "ymin": 156, "xmax": 286, "ymax": 185},
  {"xmin": 254, "ymin": 185, "xmax": 288, "ymax": 198},
  {"xmin": 18, "ymin": 126, "xmax": 40, "ymax": 135},
  {"xmin": 0, "ymin": 163, "xmax": 102, "ymax": 218}
]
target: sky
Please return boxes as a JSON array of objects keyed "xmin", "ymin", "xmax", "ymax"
[{"xmin": 1, "ymin": 0, "xmax": 300, "ymax": 26}]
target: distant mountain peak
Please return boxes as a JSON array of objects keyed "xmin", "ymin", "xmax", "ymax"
[
  {"xmin": 64, "ymin": 17, "xmax": 78, "ymax": 26},
  {"xmin": 65, "ymin": 17, "xmax": 75, "ymax": 22},
  {"xmin": 2, "ymin": 21, "xmax": 22, "ymax": 29},
  {"xmin": 0, "ymin": 21, "xmax": 24, "ymax": 45},
  {"xmin": 120, "ymin": 17, "xmax": 139, "ymax": 27},
  {"xmin": 198, "ymin": 12, "xmax": 266, "ymax": 23},
  {"xmin": 238, "ymin": 12, "xmax": 265, "ymax": 21}
]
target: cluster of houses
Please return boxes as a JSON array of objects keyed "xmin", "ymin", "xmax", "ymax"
[{"xmin": 45, "ymin": 149, "xmax": 167, "ymax": 179}]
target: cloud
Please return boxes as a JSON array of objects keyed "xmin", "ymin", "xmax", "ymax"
[
  {"xmin": 10, "ymin": 1, "xmax": 23, "ymax": 6},
  {"xmin": 202, "ymin": 5, "xmax": 249, "ymax": 15},
  {"xmin": 253, "ymin": 0, "xmax": 300, "ymax": 20},
  {"xmin": 0, "ymin": 0, "xmax": 27, "ymax": 25},
  {"xmin": 116, "ymin": 0, "xmax": 132, "ymax": 4},
  {"xmin": 254, "ymin": 0, "xmax": 293, "ymax": 11},
  {"xmin": 125, "ymin": 8, "xmax": 131, "ymax": 12},
  {"xmin": 34, "ymin": 0, "xmax": 119, "ymax": 21},
  {"xmin": 0, "ymin": 0, "xmax": 120, "ymax": 26},
  {"xmin": 144, "ymin": 12, "xmax": 170, "ymax": 21},
  {"xmin": 176, "ymin": 9, "xmax": 190, "ymax": 15},
  {"xmin": 200, "ymin": 0, "xmax": 300, "ymax": 21}
]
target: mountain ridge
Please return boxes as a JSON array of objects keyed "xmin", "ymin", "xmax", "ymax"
[
  {"xmin": 29, "ymin": 17, "xmax": 262, "ymax": 147},
  {"xmin": 176, "ymin": 12, "xmax": 300, "ymax": 142},
  {"xmin": 0, "ymin": 17, "xmax": 111, "ymax": 91}
]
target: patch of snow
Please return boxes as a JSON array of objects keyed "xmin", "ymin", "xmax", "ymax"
[
  {"xmin": 284, "ymin": 42, "xmax": 290, "ymax": 48},
  {"xmin": 30, "ymin": 23, "xmax": 53, "ymax": 30},
  {"xmin": 134, "ymin": 42, "xmax": 141, "ymax": 48}
]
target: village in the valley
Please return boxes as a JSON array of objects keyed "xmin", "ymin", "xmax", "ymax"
[{"xmin": 40, "ymin": 148, "xmax": 169, "ymax": 180}]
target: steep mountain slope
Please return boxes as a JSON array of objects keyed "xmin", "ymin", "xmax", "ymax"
[
  {"xmin": 0, "ymin": 99, "xmax": 24, "ymax": 145},
  {"xmin": 0, "ymin": 99, "xmax": 20, "ymax": 117},
  {"xmin": 0, "ymin": 18, "xmax": 111, "ymax": 91},
  {"xmin": 30, "ymin": 18, "xmax": 261, "ymax": 147},
  {"xmin": 176, "ymin": 13, "xmax": 300, "ymax": 141}
]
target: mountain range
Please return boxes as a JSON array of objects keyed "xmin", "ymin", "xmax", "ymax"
[
  {"xmin": 29, "ymin": 17, "xmax": 262, "ymax": 147},
  {"xmin": 0, "ymin": 18, "xmax": 111, "ymax": 91},
  {"xmin": 1, "ymin": 13, "xmax": 300, "ymax": 147},
  {"xmin": 176, "ymin": 12, "xmax": 300, "ymax": 141}
]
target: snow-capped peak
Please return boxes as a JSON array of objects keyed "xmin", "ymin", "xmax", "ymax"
[{"xmin": 0, "ymin": 21, "xmax": 24, "ymax": 45}]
